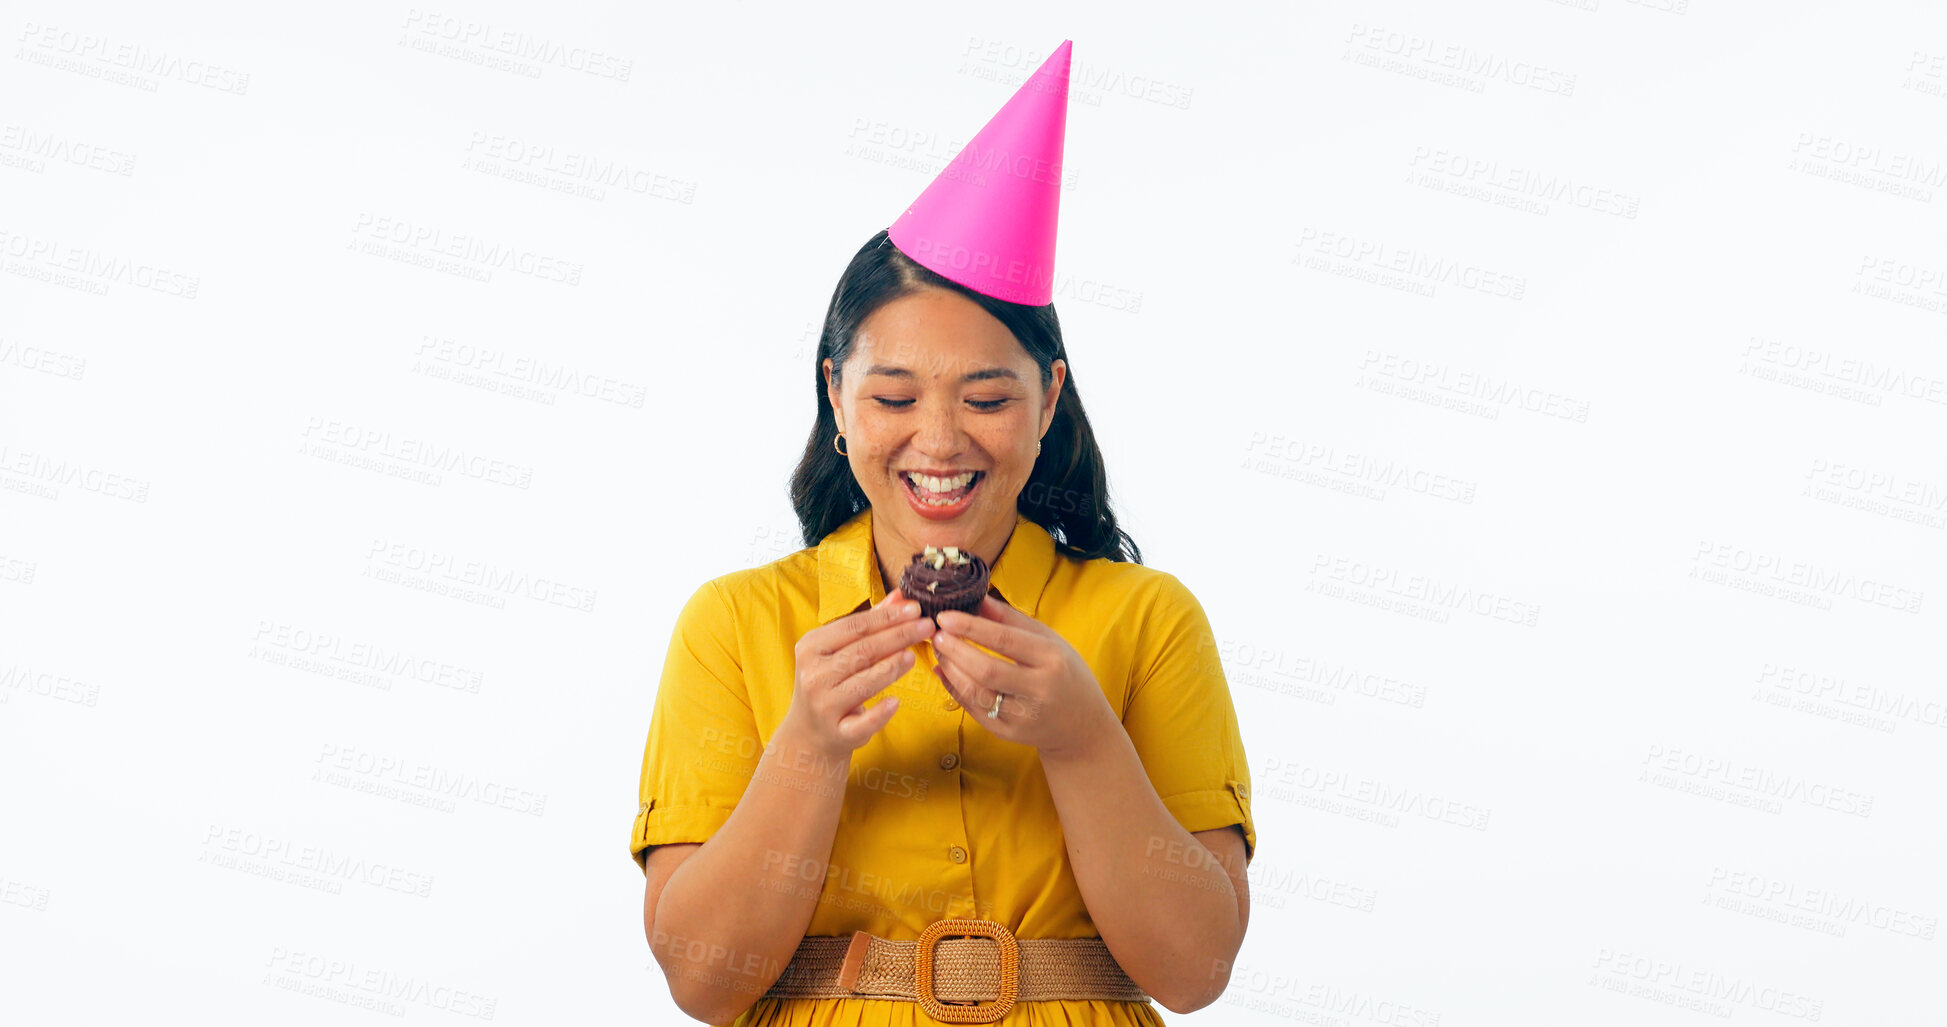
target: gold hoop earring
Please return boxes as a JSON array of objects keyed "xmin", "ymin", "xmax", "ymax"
[{"xmin": 833, "ymin": 432, "xmax": 848, "ymax": 457}]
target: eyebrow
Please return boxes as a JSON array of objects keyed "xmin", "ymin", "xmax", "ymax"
[{"xmin": 864, "ymin": 364, "xmax": 1021, "ymax": 383}]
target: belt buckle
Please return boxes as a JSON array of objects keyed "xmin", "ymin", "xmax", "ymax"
[{"xmin": 913, "ymin": 917, "xmax": 1019, "ymax": 1024}]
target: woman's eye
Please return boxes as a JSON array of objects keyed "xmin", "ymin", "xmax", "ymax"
[{"xmin": 870, "ymin": 397, "xmax": 1010, "ymax": 411}]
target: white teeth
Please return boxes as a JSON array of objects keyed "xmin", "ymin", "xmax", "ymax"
[{"xmin": 904, "ymin": 470, "xmax": 976, "ymax": 494}]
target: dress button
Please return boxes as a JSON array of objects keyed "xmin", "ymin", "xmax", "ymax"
[
  {"xmin": 948, "ymin": 845, "xmax": 967, "ymax": 864},
  {"xmin": 938, "ymin": 753, "xmax": 960, "ymax": 771}
]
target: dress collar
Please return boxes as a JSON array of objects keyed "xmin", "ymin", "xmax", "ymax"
[{"xmin": 815, "ymin": 506, "xmax": 1055, "ymax": 622}]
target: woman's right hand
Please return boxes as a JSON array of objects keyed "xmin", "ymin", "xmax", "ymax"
[{"xmin": 780, "ymin": 587, "xmax": 934, "ymax": 758}]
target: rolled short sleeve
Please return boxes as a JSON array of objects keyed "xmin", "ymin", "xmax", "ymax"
[
  {"xmin": 1121, "ymin": 572, "xmax": 1256, "ymax": 864},
  {"xmin": 630, "ymin": 579, "xmax": 763, "ymax": 874}
]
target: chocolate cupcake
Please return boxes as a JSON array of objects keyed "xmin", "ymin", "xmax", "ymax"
[{"xmin": 899, "ymin": 545, "xmax": 991, "ymax": 621}]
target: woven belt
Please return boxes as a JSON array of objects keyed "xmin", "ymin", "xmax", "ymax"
[{"xmin": 760, "ymin": 918, "xmax": 1149, "ymax": 1023}]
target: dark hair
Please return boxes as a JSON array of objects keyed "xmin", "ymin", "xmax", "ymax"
[{"xmin": 789, "ymin": 229, "xmax": 1141, "ymax": 565}]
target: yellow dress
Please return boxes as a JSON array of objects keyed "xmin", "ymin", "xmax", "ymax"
[{"xmin": 631, "ymin": 506, "xmax": 1255, "ymax": 1027}]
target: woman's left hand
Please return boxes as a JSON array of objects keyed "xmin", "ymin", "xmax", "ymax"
[{"xmin": 930, "ymin": 594, "xmax": 1118, "ymax": 760}]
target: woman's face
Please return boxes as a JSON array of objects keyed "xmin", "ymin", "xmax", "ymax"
[{"xmin": 824, "ymin": 287, "xmax": 1065, "ymax": 587}]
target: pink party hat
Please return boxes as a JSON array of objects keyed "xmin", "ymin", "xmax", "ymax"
[{"xmin": 888, "ymin": 39, "xmax": 1073, "ymax": 306}]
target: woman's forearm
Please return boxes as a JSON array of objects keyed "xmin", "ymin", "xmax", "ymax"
[
  {"xmin": 1039, "ymin": 723, "xmax": 1244, "ymax": 1013},
  {"xmin": 650, "ymin": 722, "xmax": 852, "ymax": 1022}
]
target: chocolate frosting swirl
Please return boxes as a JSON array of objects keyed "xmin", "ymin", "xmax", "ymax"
[{"xmin": 899, "ymin": 549, "xmax": 991, "ymax": 621}]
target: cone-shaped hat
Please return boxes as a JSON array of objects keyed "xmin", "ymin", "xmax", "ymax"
[{"xmin": 888, "ymin": 40, "xmax": 1072, "ymax": 306}]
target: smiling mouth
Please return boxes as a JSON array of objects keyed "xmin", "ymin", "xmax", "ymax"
[{"xmin": 901, "ymin": 470, "xmax": 983, "ymax": 506}]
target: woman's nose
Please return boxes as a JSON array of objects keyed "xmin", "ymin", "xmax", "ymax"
[{"xmin": 912, "ymin": 399, "xmax": 967, "ymax": 451}]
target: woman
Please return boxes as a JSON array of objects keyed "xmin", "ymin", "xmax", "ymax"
[{"xmin": 633, "ymin": 41, "xmax": 1254, "ymax": 1027}]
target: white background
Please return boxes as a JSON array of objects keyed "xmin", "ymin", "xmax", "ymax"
[{"xmin": 2, "ymin": 1, "xmax": 1942, "ymax": 1024}]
